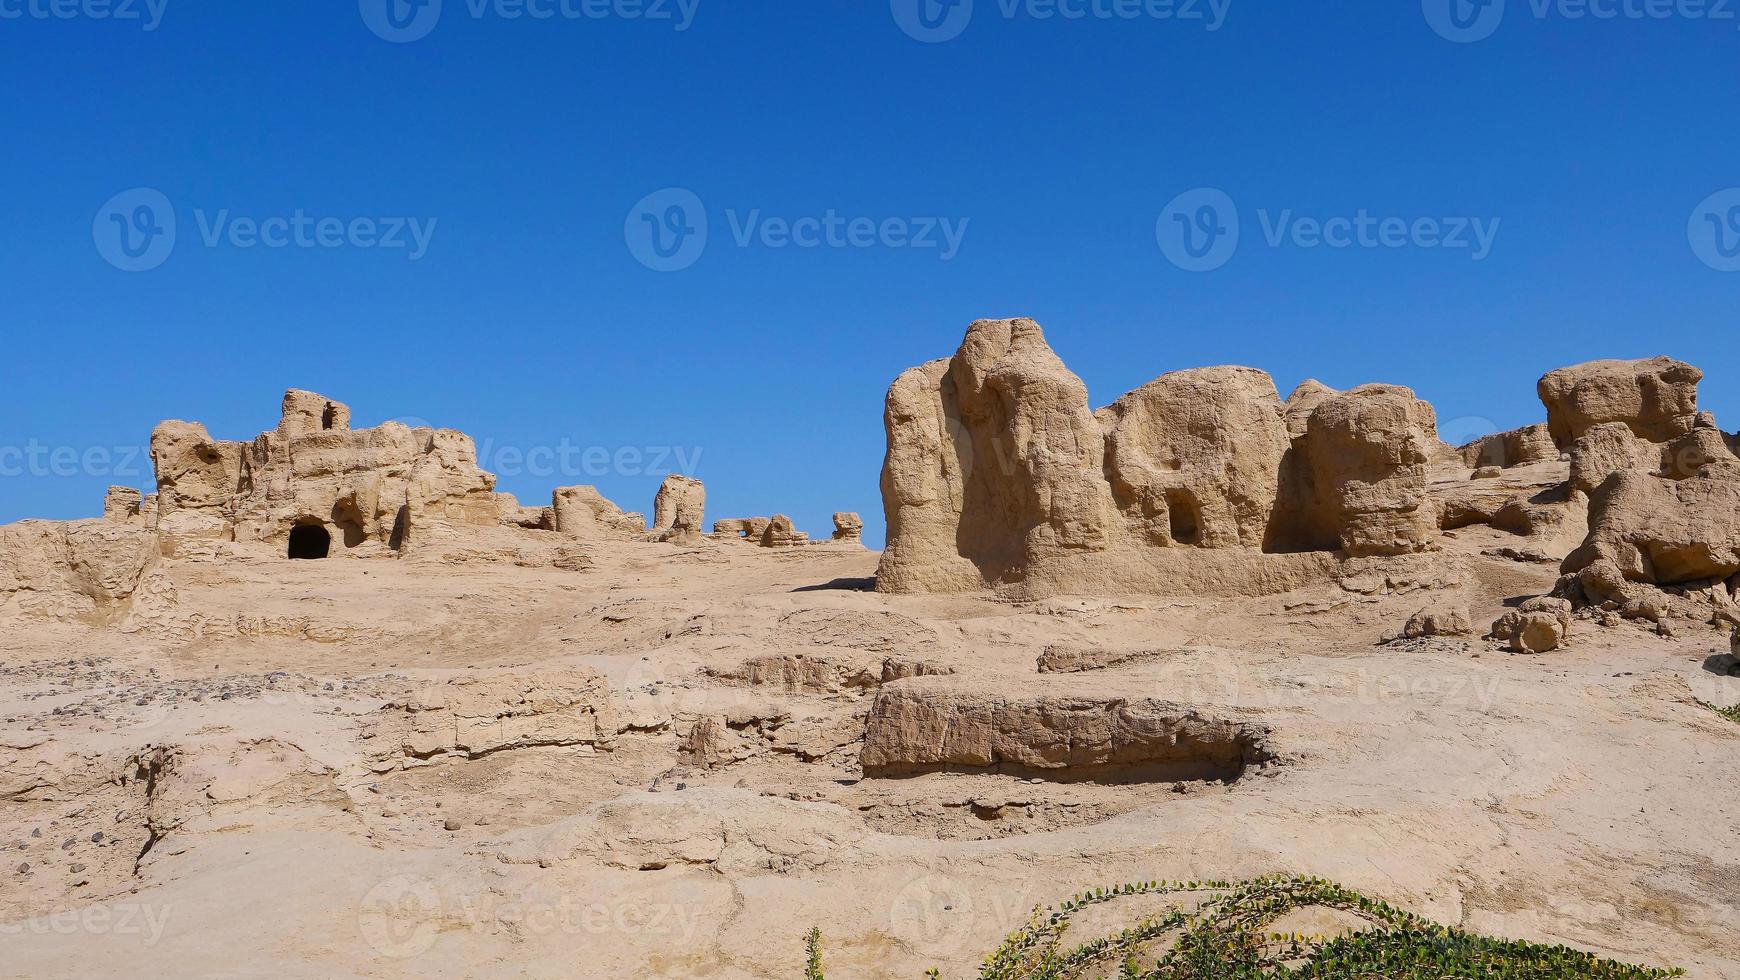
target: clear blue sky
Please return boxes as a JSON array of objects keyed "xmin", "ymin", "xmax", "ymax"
[{"xmin": 4, "ymin": 2, "xmax": 1739, "ymax": 546}]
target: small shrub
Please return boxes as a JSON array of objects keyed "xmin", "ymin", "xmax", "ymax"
[
  {"xmin": 802, "ymin": 875, "xmax": 1682, "ymax": 978},
  {"xmin": 1700, "ymin": 699, "xmax": 1740, "ymax": 724}
]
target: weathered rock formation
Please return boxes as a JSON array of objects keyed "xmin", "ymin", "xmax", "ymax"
[
  {"xmin": 860, "ymin": 678, "xmax": 1274, "ymax": 782},
  {"xmin": 150, "ymin": 390, "xmax": 501, "ymax": 557},
  {"xmin": 0, "ymin": 520, "xmax": 158, "ymax": 617},
  {"xmin": 877, "ymin": 319, "xmax": 1440, "ymax": 596},
  {"xmin": 362, "ymin": 669, "xmax": 624, "ymax": 771},
  {"xmin": 1457, "ymin": 423, "xmax": 1559, "ymax": 470},
  {"xmin": 650, "ymin": 475, "xmax": 705, "ymax": 545},
  {"xmin": 1538, "ymin": 357, "xmax": 1702, "ymax": 447},
  {"xmin": 1442, "ymin": 357, "xmax": 1740, "ymax": 631},
  {"xmin": 1287, "ymin": 384, "xmax": 1441, "ymax": 557},
  {"xmin": 1557, "ymin": 470, "xmax": 1740, "ymax": 617},
  {"xmin": 760, "ymin": 515, "xmax": 809, "ymax": 548},
  {"xmin": 832, "ymin": 512, "xmax": 864, "ymax": 545},
  {"xmin": 551, "ymin": 485, "xmax": 645, "ymax": 539},
  {"xmin": 1490, "ymin": 597, "xmax": 1573, "ymax": 653},
  {"xmin": 1099, "ymin": 366, "xmax": 1289, "ymax": 550},
  {"xmin": 713, "ymin": 517, "xmax": 771, "ymax": 541},
  {"xmin": 1389, "ymin": 602, "xmax": 1474, "ymax": 641},
  {"xmin": 103, "ymin": 486, "xmax": 142, "ymax": 523},
  {"xmin": 494, "ymin": 492, "xmax": 555, "ymax": 530}
]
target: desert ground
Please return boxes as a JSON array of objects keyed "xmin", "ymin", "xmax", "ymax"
[
  {"xmin": 5, "ymin": 322, "xmax": 1740, "ymax": 978},
  {"xmin": 2, "ymin": 531, "xmax": 1737, "ymax": 978}
]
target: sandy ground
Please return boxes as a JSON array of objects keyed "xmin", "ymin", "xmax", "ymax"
[{"xmin": 2, "ymin": 529, "xmax": 1738, "ymax": 979}]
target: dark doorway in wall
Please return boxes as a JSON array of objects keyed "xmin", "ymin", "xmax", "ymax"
[
  {"xmin": 1165, "ymin": 490, "xmax": 1201, "ymax": 546},
  {"xmin": 388, "ymin": 506, "xmax": 411, "ymax": 552},
  {"xmin": 321, "ymin": 403, "xmax": 338, "ymax": 430},
  {"xmin": 288, "ymin": 523, "xmax": 331, "ymax": 560}
]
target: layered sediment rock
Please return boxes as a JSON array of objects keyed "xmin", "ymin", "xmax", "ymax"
[
  {"xmin": 0, "ymin": 520, "xmax": 158, "ymax": 616},
  {"xmin": 860, "ymin": 679, "xmax": 1274, "ymax": 782},
  {"xmin": 362, "ymin": 669, "xmax": 624, "ymax": 771}
]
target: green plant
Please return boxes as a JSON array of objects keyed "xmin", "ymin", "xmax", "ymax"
[
  {"xmin": 1700, "ymin": 699, "xmax": 1740, "ymax": 724},
  {"xmin": 805, "ymin": 926, "xmax": 826, "ymax": 980},
  {"xmin": 803, "ymin": 875, "xmax": 1682, "ymax": 979}
]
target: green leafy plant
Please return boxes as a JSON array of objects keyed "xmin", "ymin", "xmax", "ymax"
[
  {"xmin": 804, "ymin": 875, "xmax": 1682, "ymax": 978},
  {"xmin": 806, "ymin": 926, "xmax": 826, "ymax": 980},
  {"xmin": 1700, "ymin": 699, "xmax": 1740, "ymax": 724}
]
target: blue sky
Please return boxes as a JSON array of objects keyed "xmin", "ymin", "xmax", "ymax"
[{"xmin": 3, "ymin": 1, "xmax": 1738, "ymax": 545}]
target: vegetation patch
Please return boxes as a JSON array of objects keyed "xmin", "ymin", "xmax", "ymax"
[{"xmin": 803, "ymin": 875, "xmax": 1682, "ymax": 979}]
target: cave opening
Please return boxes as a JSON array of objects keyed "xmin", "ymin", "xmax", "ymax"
[
  {"xmin": 288, "ymin": 523, "xmax": 331, "ymax": 560},
  {"xmin": 1165, "ymin": 490, "xmax": 1201, "ymax": 546}
]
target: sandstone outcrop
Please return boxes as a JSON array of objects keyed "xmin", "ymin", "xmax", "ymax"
[
  {"xmin": 1099, "ymin": 366, "xmax": 1289, "ymax": 550},
  {"xmin": 650, "ymin": 475, "xmax": 705, "ymax": 545},
  {"xmin": 1457, "ymin": 423, "xmax": 1559, "ymax": 470},
  {"xmin": 1391, "ymin": 602, "xmax": 1474, "ymax": 641},
  {"xmin": 1490, "ymin": 597, "xmax": 1573, "ymax": 653},
  {"xmin": 0, "ymin": 520, "xmax": 158, "ymax": 615},
  {"xmin": 760, "ymin": 515, "xmax": 809, "ymax": 548},
  {"xmin": 832, "ymin": 512, "xmax": 864, "ymax": 544},
  {"xmin": 494, "ymin": 492, "xmax": 555, "ymax": 530},
  {"xmin": 552, "ymin": 485, "xmax": 645, "ymax": 539},
  {"xmin": 1558, "ymin": 470, "xmax": 1740, "ymax": 620},
  {"xmin": 103, "ymin": 487, "xmax": 142, "ymax": 523},
  {"xmin": 713, "ymin": 517, "xmax": 771, "ymax": 541},
  {"xmin": 362, "ymin": 669, "xmax": 624, "ymax": 771},
  {"xmin": 1569, "ymin": 422, "xmax": 1660, "ymax": 495},
  {"xmin": 1287, "ymin": 384, "xmax": 1440, "ymax": 557},
  {"xmin": 1538, "ymin": 357, "xmax": 1702, "ymax": 447},
  {"xmin": 860, "ymin": 678, "xmax": 1274, "ymax": 781},
  {"xmin": 877, "ymin": 319, "xmax": 1443, "ymax": 596},
  {"xmin": 150, "ymin": 390, "xmax": 502, "ymax": 557}
]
